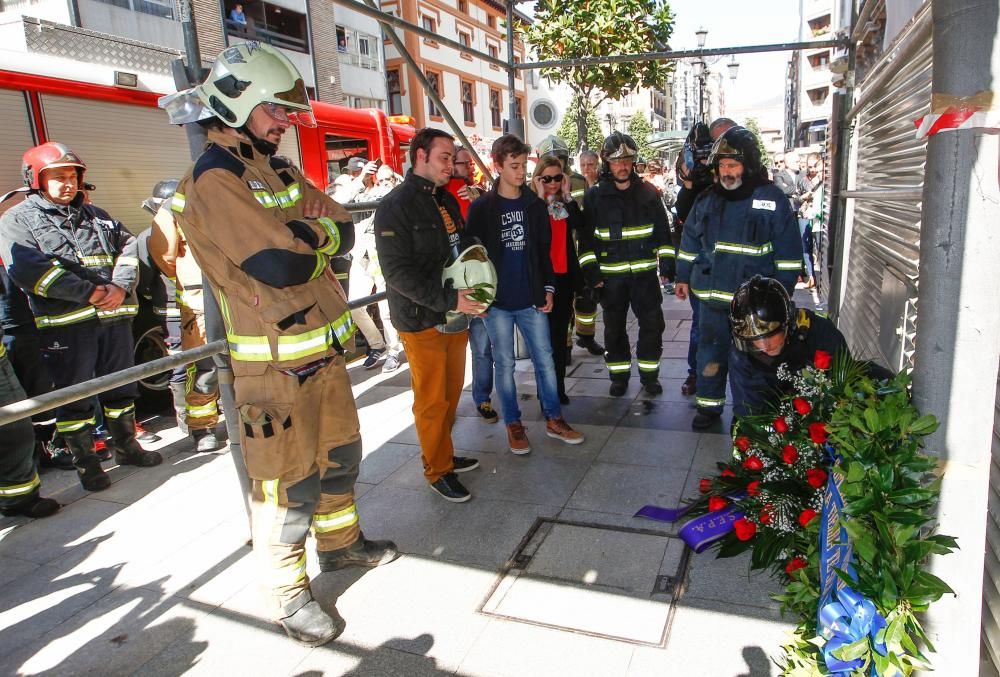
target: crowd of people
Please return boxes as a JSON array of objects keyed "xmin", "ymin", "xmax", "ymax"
[{"xmin": 0, "ymin": 40, "xmax": 849, "ymax": 649}]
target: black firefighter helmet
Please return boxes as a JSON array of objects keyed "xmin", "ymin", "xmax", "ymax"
[
  {"xmin": 600, "ymin": 132, "xmax": 639, "ymax": 181},
  {"xmin": 709, "ymin": 126, "xmax": 767, "ymax": 183},
  {"xmin": 729, "ymin": 275, "xmax": 795, "ymax": 353},
  {"xmin": 142, "ymin": 178, "xmax": 180, "ymax": 214}
]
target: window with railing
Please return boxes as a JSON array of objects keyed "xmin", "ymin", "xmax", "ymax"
[
  {"xmin": 224, "ymin": 1, "xmax": 308, "ymax": 53},
  {"xmin": 461, "ymin": 80, "xmax": 475, "ymax": 123},
  {"xmin": 807, "ymin": 86, "xmax": 829, "ymax": 105},
  {"xmin": 90, "ymin": 0, "xmax": 176, "ymax": 20},
  {"xmin": 333, "ymin": 25, "xmax": 380, "ymax": 70},
  {"xmin": 426, "ymin": 70, "xmax": 442, "ymax": 117},
  {"xmin": 808, "ymin": 13, "xmax": 831, "ymax": 36},
  {"xmin": 387, "ymin": 69, "xmax": 402, "ymax": 115},
  {"xmin": 807, "ymin": 50, "xmax": 830, "ymax": 69}
]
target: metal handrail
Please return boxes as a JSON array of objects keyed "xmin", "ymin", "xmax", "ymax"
[{"xmin": 0, "ymin": 291, "xmax": 387, "ymax": 427}]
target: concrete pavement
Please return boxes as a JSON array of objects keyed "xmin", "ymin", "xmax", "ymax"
[{"xmin": 0, "ymin": 291, "xmax": 796, "ymax": 677}]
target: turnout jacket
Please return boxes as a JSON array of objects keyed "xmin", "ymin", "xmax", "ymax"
[
  {"xmin": 676, "ymin": 182, "xmax": 802, "ymax": 308},
  {"xmin": 577, "ymin": 178, "xmax": 673, "ymax": 287},
  {"xmin": 170, "ymin": 129, "xmax": 355, "ymax": 377},
  {"xmin": 374, "ymin": 171, "xmax": 465, "ymax": 333},
  {"xmin": 0, "ymin": 193, "xmax": 139, "ymax": 329},
  {"xmin": 465, "ymin": 185, "xmax": 555, "ymax": 309}
]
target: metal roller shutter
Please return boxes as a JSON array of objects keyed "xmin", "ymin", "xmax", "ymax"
[
  {"xmin": 837, "ymin": 9, "xmax": 930, "ymax": 371},
  {"xmin": 39, "ymin": 94, "xmax": 197, "ymax": 234},
  {"xmin": 0, "ymin": 90, "xmax": 36, "ymax": 216},
  {"xmin": 988, "ymin": 386, "xmax": 1000, "ymax": 673}
]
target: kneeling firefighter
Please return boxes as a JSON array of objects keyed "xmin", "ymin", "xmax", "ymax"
[{"xmin": 162, "ymin": 42, "xmax": 398, "ymax": 647}]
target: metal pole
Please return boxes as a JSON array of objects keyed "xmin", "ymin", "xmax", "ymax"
[
  {"xmin": 328, "ymin": 0, "xmax": 507, "ymax": 69},
  {"xmin": 912, "ymin": 1, "xmax": 1000, "ymax": 672},
  {"xmin": 516, "ymin": 38, "xmax": 845, "ymax": 71},
  {"xmin": 362, "ymin": 0, "xmax": 493, "ymax": 180}
]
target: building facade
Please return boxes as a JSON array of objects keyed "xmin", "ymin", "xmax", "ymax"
[{"xmin": 785, "ymin": 0, "xmax": 839, "ymax": 150}]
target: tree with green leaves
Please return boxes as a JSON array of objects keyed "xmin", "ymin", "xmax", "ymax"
[
  {"xmin": 627, "ymin": 114, "xmax": 654, "ymax": 160},
  {"xmin": 521, "ymin": 0, "xmax": 674, "ymax": 153},
  {"xmin": 742, "ymin": 117, "xmax": 771, "ymax": 169},
  {"xmin": 556, "ymin": 94, "xmax": 605, "ymax": 152}
]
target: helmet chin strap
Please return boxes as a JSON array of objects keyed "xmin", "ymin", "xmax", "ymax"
[{"xmin": 241, "ymin": 125, "xmax": 278, "ymax": 156}]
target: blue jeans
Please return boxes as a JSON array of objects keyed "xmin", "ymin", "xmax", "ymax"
[
  {"xmin": 686, "ymin": 293, "xmax": 701, "ymax": 376},
  {"xmin": 799, "ymin": 217, "xmax": 814, "ymax": 277},
  {"xmin": 468, "ymin": 317, "xmax": 494, "ymax": 406},
  {"xmin": 483, "ymin": 306, "xmax": 562, "ymax": 424}
]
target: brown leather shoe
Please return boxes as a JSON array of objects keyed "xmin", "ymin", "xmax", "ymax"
[
  {"xmin": 545, "ymin": 418, "xmax": 584, "ymax": 445},
  {"xmin": 681, "ymin": 374, "xmax": 697, "ymax": 396},
  {"xmin": 506, "ymin": 421, "xmax": 531, "ymax": 455}
]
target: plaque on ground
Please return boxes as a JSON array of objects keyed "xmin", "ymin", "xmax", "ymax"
[{"xmin": 479, "ymin": 519, "xmax": 689, "ymax": 646}]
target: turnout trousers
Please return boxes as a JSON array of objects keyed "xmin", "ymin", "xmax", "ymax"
[
  {"xmin": 39, "ymin": 320, "xmax": 139, "ymax": 436},
  {"xmin": 694, "ymin": 304, "xmax": 732, "ymax": 415},
  {"xmin": 0, "ymin": 355, "xmax": 42, "ymax": 511},
  {"xmin": 600, "ymin": 273, "xmax": 665, "ymax": 384},
  {"xmin": 573, "ymin": 286, "xmax": 599, "ymax": 337},
  {"xmin": 180, "ymin": 299, "xmax": 219, "ymax": 431},
  {"xmin": 235, "ymin": 358, "xmax": 362, "ymax": 616}
]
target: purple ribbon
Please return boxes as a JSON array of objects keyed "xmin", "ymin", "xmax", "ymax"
[{"xmin": 635, "ymin": 502, "xmax": 744, "ymax": 553}]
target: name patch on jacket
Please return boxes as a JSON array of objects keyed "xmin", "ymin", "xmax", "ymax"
[{"xmin": 752, "ymin": 199, "xmax": 776, "ymax": 211}]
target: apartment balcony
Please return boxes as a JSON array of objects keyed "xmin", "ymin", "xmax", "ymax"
[{"xmin": 223, "ymin": 0, "xmax": 308, "ymax": 54}]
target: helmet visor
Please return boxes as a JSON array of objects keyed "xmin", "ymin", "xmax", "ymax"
[
  {"xmin": 731, "ymin": 314, "xmax": 785, "ymax": 353},
  {"xmin": 709, "ymin": 136, "xmax": 742, "ymax": 164},
  {"xmin": 271, "ymin": 79, "xmax": 316, "ymax": 127}
]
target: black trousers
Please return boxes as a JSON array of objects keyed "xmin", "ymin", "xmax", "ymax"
[
  {"xmin": 547, "ymin": 273, "xmax": 575, "ymax": 398},
  {"xmin": 2, "ymin": 330, "xmax": 55, "ymax": 425},
  {"xmin": 600, "ymin": 273, "xmax": 665, "ymax": 384},
  {"xmin": 40, "ymin": 321, "xmax": 138, "ymax": 433}
]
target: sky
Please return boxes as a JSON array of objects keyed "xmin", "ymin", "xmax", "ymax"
[{"xmin": 662, "ymin": 0, "xmax": 801, "ymax": 130}]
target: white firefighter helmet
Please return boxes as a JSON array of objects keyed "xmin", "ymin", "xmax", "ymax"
[
  {"xmin": 160, "ymin": 42, "xmax": 314, "ymax": 128},
  {"xmin": 441, "ymin": 243, "xmax": 497, "ymax": 307}
]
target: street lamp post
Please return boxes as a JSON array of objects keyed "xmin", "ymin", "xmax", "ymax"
[{"xmin": 689, "ymin": 28, "xmax": 740, "ymax": 124}]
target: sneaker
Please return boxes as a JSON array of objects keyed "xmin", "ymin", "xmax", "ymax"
[
  {"xmin": 37, "ymin": 441, "xmax": 75, "ymax": 470},
  {"xmin": 135, "ymin": 421, "xmax": 162, "ymax": 444},
  {"xmin": 193, "ymin": 429, "xmax": 223, "ymax": 452},
  {"xmin": 476, "ymin": 401, "xmax": 499, "ymax": 423},
  {"xmin": 506, "ymin": 421, "xmax": 531, "ymax": 455},
  {"xmin": 429, "ymin": 472, "xmax": 471, "ymax": 502},
  {"xmin": 94, "ymin": 437, "xmax": 112, "ymax": 462},
  {"xmin": 643, "ymin": 381, "xmax": 663, "ymax": 396},
  {"xmin": 575, "ymin": 335, "xmax": 605, "ymax": 356},
  {"xmin": 381, "ymin": 354, "xmax": 401, "ymax": 373},
  {"xmin": 545, "ymin": 418, "xmax": 584, "ymax": 445},
  {"xmin": 609, "ymin": 381, "xmax": 628, "ymax": 397},
  {"xmin": 363, "ymin": 349, "xmax": 385, "ymax": 370},
  {"xmin": 692, "ymin": 409, "xmax": 721, "ymax": 430},
  {"xmin": 452, "ymin": 456, "xmax": 480, "ymax": 473},
  {"xmin": 681, "ymin": 374, "xmax": 697, "ymax": 396}
]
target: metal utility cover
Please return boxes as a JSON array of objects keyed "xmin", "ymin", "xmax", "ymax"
[{"xmin": 480, "ymin": 519, "xmax": 688, "ymax": 647}]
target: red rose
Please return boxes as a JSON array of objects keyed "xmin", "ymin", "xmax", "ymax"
[
  {"xmin": 782, "ymin": 444, "xmax": 799, "ymax": 464},
  {"xmin": 793, "ymin": 398, "xmax": 812, "ymax": 416},
  {"xmin": 806, "ymin": 468, "xmax": 828, "ymax": 489},
  {"xmin": 734, "ymin": 518, "xmax": 757, "ymax": 541},
  {"xmin": 699, "ymin": 478, "xmax": 712, "ymax": 494},
  {"xmin": 814, "ymin": 350, "xmax": 831, "ymax": 370},
  {"xmin": 721, "ymin": 466, "xmax": 736, "ymax": 478},
  {"xmin": 743, "ymin": 455, "xmax": 764, "ymax": 471},
  {"xmin": 759, "ymin": 508, "xmax": 772, "ymax": 524},
  {"xmin": 734, "ymin": 436, "xmax": 751, "ymax": 452},
  {"xmin": 746, "ymin": 480, "xmax": 761, "ymax": 497},
  {"xmin": 773, "ymin": 417, "xmax": 789, "ymax": 433},
  {"xmin": 798, "ymin": 508, "xmax": 818, "ymax": 527},
  {"xmin": 785, "ymin": 556, "xmax": 808, "ymax": 574},
  {"xmin": 808, "ymin": 422, "xmax": 829, "ymax": 444},
  {"xmin": 708, "ymin": 496, "xmax": 728, "ymax": 512}
]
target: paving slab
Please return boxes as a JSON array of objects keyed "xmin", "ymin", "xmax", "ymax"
[
  {"xmin": 596, "ymin": 427, "xmax": 701, "ymax": 469},
  {"xmin": 566, "ymin": 462, "xmax": 689, "ymax": 517}
]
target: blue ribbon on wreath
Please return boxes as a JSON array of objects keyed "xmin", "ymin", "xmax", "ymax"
[{"xmin": 817, "ymin": 446, "xmax": 888, "ymax": 675}]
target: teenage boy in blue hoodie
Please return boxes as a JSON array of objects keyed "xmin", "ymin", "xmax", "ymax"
[{"xmin": 465, "ymin": 135, "xmax": 584, "ymax": 455}]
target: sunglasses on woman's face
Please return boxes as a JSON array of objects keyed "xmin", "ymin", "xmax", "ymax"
[{"xmin": 538, "ymin": 174, "xmax": 564, "ymax": 184}]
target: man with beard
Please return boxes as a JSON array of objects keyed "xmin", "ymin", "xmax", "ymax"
[{"xmin": 675, "ymin": 126, "xmax": 802, "ymax": 430}]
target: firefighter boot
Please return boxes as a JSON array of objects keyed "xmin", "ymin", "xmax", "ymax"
[
  {"xmin": 279, "ymin": 596, "xmax": 345, "ymax": 647},
  {"xmin": 63, "ymin": 427, "xmax": 111, "ymax": 492},
  {"xmin": 169, "ymin": 381, "xmax": 189, "ymax": 435},
  {"xmin": 107, "ymin": 412, "xmax": 163, "ymax": 467},
  {"xmin": 317, "ymin": 534, "xmax": 400, "ymax": 572},
  {"xmin": 192, "ymin": 428, "xmax": 223, "ymax": 453},
  {"xmin": 576, "ymin": 335, "xmax": 605, "ymax": 356}
]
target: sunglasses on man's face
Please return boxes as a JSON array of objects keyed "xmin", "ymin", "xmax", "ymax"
[{"xmin": 538, "ymin": 174, "xmax": 564, "ymax": 184}]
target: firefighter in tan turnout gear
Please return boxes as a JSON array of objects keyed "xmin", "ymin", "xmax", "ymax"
[{"xmin": 164, "ymin": 42, "xmax": 398, "ymax": 647}]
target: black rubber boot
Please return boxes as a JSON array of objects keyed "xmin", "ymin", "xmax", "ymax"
[
  {"xmin": 0, "ymin": 494, "xmax": 60, "ymax": 518},
  {"xmin": 106, "ymin": 412, "xmax": 163, "ymax": 467},
  {"xmin": 317, "ymin": 534, "xmax": 400, "ymax": 572},
  {"xmin": 609, "ymin": 381, "xmax": 628, "ymax": 397},
  {"xmin": 691, "ymin": 408, "xmax": 722, "ymax": 430},
  {"xmin": 279, "ymin": 596, "xmax": 345, "ymax": 647},
  {"xmin": 63, "ymin": 427, "xmax": 111, "ymax": 492},
  {"xmin": 576, "ymin": 335, "xmax": 605, "ymax": 356}
]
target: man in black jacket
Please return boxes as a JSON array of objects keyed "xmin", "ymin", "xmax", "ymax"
[{"xmin": 374, "ymin": 128, "xmax": 486, "ymax": 503}]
